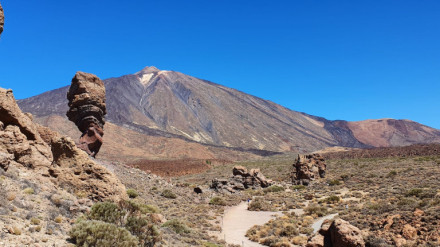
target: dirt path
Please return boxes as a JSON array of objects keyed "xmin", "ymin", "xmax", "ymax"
[{"xmin": 221, "ymin": 202, "xmax": 284, "ymax": 247}]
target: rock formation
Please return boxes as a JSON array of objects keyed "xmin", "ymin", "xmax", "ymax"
[
  {"xmin": 66, "ymin": 72, "xmax": 106, "ymax": 157},
  {"xmin": 211, "ymin": 166, "xmax": 273, "ymax": 193},
  {"xmin": 0, "ymin": 2, "xmax": 4, "ymax": 37},
  {"xmin": 307, "ymin": 218, "xmax": 365, "ymax": 247},
  {"xmin": 291, "ymin": 153, "xmax": 326, "ymax": 185},
  {"xmin": 0, "ymin": 87, "xmax": 125, "ymax": 201}
]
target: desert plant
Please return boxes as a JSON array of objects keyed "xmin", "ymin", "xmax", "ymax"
[
  {"xmin": 161, "ymin": 189, "xmax": 177, "ymax": 199},
  {"xmin": 126, "ymin": 189, "xmax": 139, "ymax": 198},
  {"xmin": 23, "ymin": 187, "xmax": 34, "ymax": 195},
  {"xmin": 248, "ymin": 198, "xmax": 271, "ymax": 211},
  {"xmin": 125, "ymin": 216, "xmax": 161, "ymax": 247},
  {"xmin": 162, "ymin": 219, "xmax": 190, "ymax": 234},
  {"xmin": 328, "ymin": 179, "xmax": 341, "ymax": 186},
  {"xmin": 69, "ymin": 220, "xmax": 138, "ymax": 247},
  {"xmin": 89, "ymin": 202, "xmax": 124, "ymax": 225},
  {"xmin": 263, "ymin": 185, "xmax": 285, "ymax": 193},
  {"xmin": 209, "ymin": 197, "xmax": 226, "ymax": 206},
  {"xmin": 291, "ymin": 185, "xmax": 306, "ymax": 190},
  {"xmin": 305, "ymin": 204, "xmax": 327, "ymax": 217}
]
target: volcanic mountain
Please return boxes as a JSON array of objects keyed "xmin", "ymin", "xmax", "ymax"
[{"xmin": 18, "ymin": 66, "xmax": 440, "ymax": 160}]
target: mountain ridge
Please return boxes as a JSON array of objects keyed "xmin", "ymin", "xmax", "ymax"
[{"xmin": 17, "ymin": 66, "xmax": 440, "ymax": 158}]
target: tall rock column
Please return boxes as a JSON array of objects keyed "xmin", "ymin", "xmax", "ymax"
[
  {"xmin": 66, "ymin": 72, "xmax": 106, "ymax": 157},
  {"xmin": 0, "ymin": 2, "xmax": 4, "ymax": 36}
]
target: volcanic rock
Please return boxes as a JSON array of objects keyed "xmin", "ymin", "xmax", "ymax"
[
  {"xmin": 291, "ymin": 153, "xmax": 326, "ymax": 185},
  {"xmin": 211, "ymin": 166, "xmax": 273, "ymax": 193},
  {"xmin": 66, "ymin": 72, "xmax": 106, "ymax": 157},
  {"xmin": 308, "ymin": 218, "xmax": 365, "ymax": 247},
  {"xmin": 0, "ymin": 87, "xmax": 125, "ymax": 201},
  {"xmin": 0, "ymin": 2, "xmax": 3, "ymax": 36}
]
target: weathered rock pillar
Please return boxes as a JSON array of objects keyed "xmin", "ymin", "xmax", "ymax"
[{"xmin": 66, "ymin": 72, "xmax": 106, "ymax": 157}]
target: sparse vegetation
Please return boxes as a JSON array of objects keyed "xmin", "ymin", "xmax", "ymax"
[
  {"xmin": 209, "ymin": 197, "xmax": 226, "ymax": 206},
  {"xmin": 126, "ymin": 188, "xmax": 139, "ymax": 198},
  {"xmin": 161, "ymin": 189, "xmax": 177, "ymax": 199}
]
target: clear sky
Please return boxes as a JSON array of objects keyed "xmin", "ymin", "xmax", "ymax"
[{"xmin": 0, "ymin": 0, "xmax": 439, "ymax": 129}]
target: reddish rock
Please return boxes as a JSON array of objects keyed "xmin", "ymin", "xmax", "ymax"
[
  {"xmin": 291, "ymin": 153, "xmax": 326, "ymax": 185},
  {"xmin": 329, "ymin": 219, "xmax": 365, "ymax": 247},
  {"xmin": 66, "ymin": 72, "xmax": 106, "ymax": 157},
  {"xmin": 306, "ymin": 234, "xmax": 324, "ymax": 247},
  {"xmin": 402, "ymin": 224, "xmax": 417, "ymax": 240},
  {"xmin": 0, "ymin": 2, "xmax": 3, "ymax": 36}
]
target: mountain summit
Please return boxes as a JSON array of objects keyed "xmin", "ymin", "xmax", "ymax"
[{"xmin": 18, "ymin": 67, "xmax": 440, "ymax": 156}]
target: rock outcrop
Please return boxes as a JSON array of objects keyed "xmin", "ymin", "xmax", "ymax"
[
  {"xmin": 211, "ymin": 166, "xmax": 273, "ymax": 193},
  {"xmin": 307, "ymin": 218, "xmax": 365, "ymax": 247},
  {"xmin": 0, "ymin": 2, "xmax": 4, "ymax": 36},
  {"xmin": 291, "ymin": 153, "xmax": 326, "ymax": 185},
  {"xmin": 66, "ymin": 72, "xmax": 106, "ymax": 157},
  {"xmin": 0, "ymin": 87, "xmax": 125, "ymax": 201}
]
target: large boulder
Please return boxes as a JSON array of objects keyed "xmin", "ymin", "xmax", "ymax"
[
  {"xmin": 66, "ymin": 72, "xmax": 106, "ymax": 157},
  {"xmin": 0, "ymin": 87, "xmax": 125, "ymax": 202},
  {"xmin": 291, "ymin": 153, "xmax": 326, "ymax": 185},
  {"xmin": 308, "ymin": 218, "xmax": 365, "ymax": 247},
  {"xmin": 211, "ymin": 166, "xmax": 273, "ymax": 193},
  {"xmin": 0, "ymin": 2, "xmax": 4, "ymax": 36}
]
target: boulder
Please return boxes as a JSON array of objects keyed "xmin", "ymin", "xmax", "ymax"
[
  {"xmin": 211, "ymin": 167, "xmax": 273, "ymax": 193},
  {"xmin": 232, "ymin": 165, "xmax": 248, "ymax": 176},
  {"xmin": 308, "ymin": 218, "xmax": 365, "ymax": 247},
  {"xmin": 0, "ymin": 87, "xmax": 125, "ymax": 202},
  {"xmin": 401, "ymin": 224, "xmax": 417, "ymax": 240},
  {"xmin": 291, "ymin": 153, "xmax": 326, "ymax": 185},
  {"xmin": 66, "ymin": 72, "xmax": 106, "ymax": 157},
  {"xmin": 328, "ymin": 219, "xmax": 365, "ymax": 247}
]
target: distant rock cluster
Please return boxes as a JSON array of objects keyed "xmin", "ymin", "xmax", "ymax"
[
  {"xmin": 210, "ymin": 166, "xmax": 273, "ymax": 193},
  {"xmin": 66, "ymin": 72, "xmax": 106, "ymax": 157},
  {"xmin": 291, "ymin": 153, "xmax": 326, "ymax": 185}
]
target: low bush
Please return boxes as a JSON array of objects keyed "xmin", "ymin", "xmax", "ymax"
[
  {"xmin": 305, "ymin": 204, "xmax": 327, "ymax": 217},
  {"xmin": 161, "ymin": 189, "xmax": 177, "ymax": 199},
  {"xmin": 209, "ymin": 197, "xmax": 226, "ymax": 206},
  {"xmin": 263, "ymin": 185, "xmax": 285, "ymax": 193},
  {"xmin": 126, "ymin": 189, "xmax": 139, "ymax": 198},
  {"xmin": 162, "ymin": 219, "xmax": 190, "ymax": 234}
]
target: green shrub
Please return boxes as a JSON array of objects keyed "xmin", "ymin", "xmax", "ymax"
[
  {"xmin": 23, "ymin": 187, "xmax": 34, "ymax": 195},
  {"xmin": 263, "ymin": 185, "xmax": 285, "ymax": 193},
  {"xmin": 386, "ymin": 170, "xmax": 397, "ymax": 178},
  {"xmin": 120, "ymin": 200, "xmax": 159, "ymax": 214},
  {"xmin": 328, "ymin": 179, "xmax": 341, "ymax": 186},
  {"xmin": 320, "ymin": 195, "xmax": 340, "ymax": 204},
  {"xmin": 209, "ymin": 197, "xmax": 226, "ymax": 206},
  {"xmin": 126, "ymin": 216, "xmax": 161, "ymax": 246},
  {"xmin": 305, "ymin": 204, "xmax": 327, "ymax": 217},
  {"xmin": 248, "ymin": 198, "xmax": 271, "ymax": 211},
  {"xmin": 162, "ymin": 219, "xmax": 190, "ymax": 234},
  {"xmin": 126, "ymin": 189, "xmax": 139, "ymax": 198},
  {"xmin": 89, "ymin": 202, "xmax": 124, "ymax": 225},
  {"xmin": 30, "ymin": 218, "xmax": 40, "ymax": 225},
  {"xmin": 292, "ymin": 185, "xmax": 306, "ymax": 190},
  {"xmin": 161, "ymin": 189, "xmax": 177, "ymax": 199},
  {"xmin": 69, "ymin": 220, "xmax": 138, "ymax": 247}
]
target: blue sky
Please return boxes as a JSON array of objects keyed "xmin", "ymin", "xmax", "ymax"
[{"xmin": 0, "ymin": 0, "xmax": 439, "ymax": 129}]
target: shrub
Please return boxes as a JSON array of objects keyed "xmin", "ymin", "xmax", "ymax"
[
  {"xmin": 126, "ymin": 189, "xmax": 139, "ymax": 199},
  {"xmin": 120, "ymin": 200, "xmax": 159, "ymax": 214},
  {"xmin": 248, "ymin": 198, "xmax": 271, "ymax": 211},
  {"xmin": 305, "ymin": 204, "xmax": 327, "ymax": 217},
  {"xmin": 386, "ymin": 170, "xmax": 397, "ymax": 178},
  {"xmin": 263, "ymin": 185, "xmax": 285, "ymax": 193},
  {"xmin": 161, "ymin": 189, "xmax": 177, "ymax": 199},
  {"xmin": 320, "ymin": 195, "xmax": 340, "ymax": 204},
  {"xmin": 328, "ymin": 179, "xmax": 341, "ymax": 186},
  {"xmin": 209, "ymin": 197, "xmax": 226, "ymax": 206},
  {"xmin": 69, "ymin": 220, "xmax": 138, "ymax": 247},
  {"xmin": 126, "ymin": 216, "xmax": 161, "ymax": 246},
  {"xmin": 162, "ymin": 219, "xmax": 190, "ymax": 234},
  {"xmin": 54, "ymin": 215, "xmax": 63, "ymax": 223},
  {"xmin": 89, "ymin": 202, "xmax": 124, "ymax": 225},
  {"xmin": 23, "ymin": 187, "xmax": 34, "ymax": 195},
  {"xmin": 292, "ymin": 185, "xmax": 306, "ymax": 190},
  {"xmin": 30, "ymin": 218, "xmax": 40, "ymax": 225}
]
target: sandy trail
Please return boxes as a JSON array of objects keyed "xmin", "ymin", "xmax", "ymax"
[{"xmin": 221, "ymin": 202, "xmax": 284, "ymax": 247}]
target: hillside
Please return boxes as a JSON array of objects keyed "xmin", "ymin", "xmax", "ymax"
[{"xmin": 18, "ymin": 67, "xmax": 440, "ymax": 158}]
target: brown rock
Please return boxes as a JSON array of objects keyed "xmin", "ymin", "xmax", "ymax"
[
  {"xmin": 66, "ymin": 72, "xmax": 106, "ymax": 157},
  {"xmin": 402, "ymin": 224, "xmax": 417, "ymax": 240},
  {"xmin": 0, "ymin": 87, "xmax": 125, "ymax": 202},
  {"xmin": 232, "ymin": 165, "xmax": 248, "ymax": 176},
  {"xmin": 0, "ymin": 2, "xmax": 3, "ymax": 36},
  {"xmin": 291, "ymin": 153, "xmax": 327, "ymax": 185},
  {"xmin": 49, "ymin": 136, "xmax": 126, "ymax": 201},
  {"xmin": 306, "ymin": 234, "xmax": 324, "ymax": 247},
  {"xmin": 413, "ymin": 208, "xmax": 424, "ymax": 217},
  {"xmin": 329, "ymin": 219, "xmax": 365, "ymax": 247}
]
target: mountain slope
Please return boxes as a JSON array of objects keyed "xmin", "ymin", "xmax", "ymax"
[{"xmin": 18, "ymin": 66, "xmax": 440, "ymax": 154}]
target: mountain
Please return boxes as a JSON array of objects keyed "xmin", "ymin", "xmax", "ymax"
[{"xmin": 17, "ymin": 66, "xmax": 440, "ymax": 159}]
